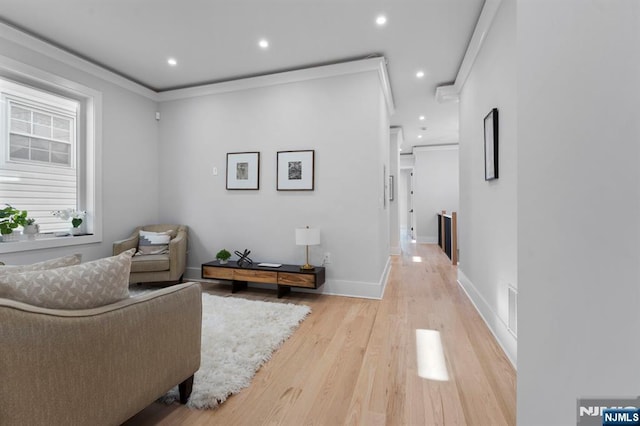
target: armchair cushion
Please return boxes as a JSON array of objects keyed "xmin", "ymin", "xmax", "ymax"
[
  {"xmin": 131, "ymin": 254, "xmax": 170, "ymax": 273},
  {"xmin": 137, "ymin": 230, "xmax": 172, "ymax": 255},
  {"xmin": 0, "ymin": 249, "xmax": 134, "ymax": 309}
]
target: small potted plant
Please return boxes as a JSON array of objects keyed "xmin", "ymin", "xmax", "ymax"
[
  {"xmin": 0, "ymin": 204, "xmax": 28, "ymax": 241},
  {"xmin": 216, "ymin": 249, "xmax": 232, "ymax": 265},
  {"xmin": 52, "ymin": 208, "xmax": 86, "ymax": 235},
  {"xmin": 22, "ymin": 217, "xmax": 39, "ymax": 236}
]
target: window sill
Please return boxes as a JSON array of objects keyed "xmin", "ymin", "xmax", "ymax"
[{"xmin": 0, "ymin": 233, "xmax": 101, "ymax": 254}]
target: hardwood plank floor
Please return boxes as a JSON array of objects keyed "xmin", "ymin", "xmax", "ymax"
[{"xmin": 123, "ymin": 241, "xmax": 515, "ymax": 425}]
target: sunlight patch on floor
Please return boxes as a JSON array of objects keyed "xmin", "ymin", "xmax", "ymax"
[
  {"xmin": 412, "ymin": 256, "xmax": 423, "ymax": 263},
  {"xmin": 416, "ymin": 329, "xmax": 449, "ymax": 381}
]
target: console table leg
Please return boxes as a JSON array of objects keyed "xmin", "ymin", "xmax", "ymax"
[
  {"xmin": 277, "ymin": 285, "xmax": 291, "ymax": 298},
  {"xmin": 232, "ymin": 280, "xmax": 248, "ymax": 293}
]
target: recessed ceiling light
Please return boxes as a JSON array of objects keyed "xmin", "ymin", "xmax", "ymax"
[
  {"xmin": 167, "ymin": 58, "xmax": 177, "ymax": 66},
  {"xmin": 258, "ymin": 39, "xmax": 269, "ymax": 49},
  {"xmin": 376, "ymin": 15, "xmax": 387, "ymax": 26},
  {"xmin": 419, "ymin": 115, "xmax": 425, "ymax": 121},
  {"xmin": 416, "ymin": 71, "xmax": 425, "ymax": 78}
]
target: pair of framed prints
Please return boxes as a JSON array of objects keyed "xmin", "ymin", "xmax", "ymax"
[{"xmin": 226, "ymin": 150, "xmax": 314, "ymax": 191}]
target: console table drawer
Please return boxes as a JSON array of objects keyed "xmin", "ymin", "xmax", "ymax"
[
  {"xmin": 234, "ymin": 269, "xmax": 277, "ymax": 283},
  {"xmin": 202, "ymin": 266, "xmax": 234, "ymax": 280},
  {"xmin": 278, "ymin": 272, "xmax": 316, "ymax": 288}
]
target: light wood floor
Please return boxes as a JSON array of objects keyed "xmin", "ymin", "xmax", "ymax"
[{"xmin": 123, "ymin": 241, "xmax": 516, "ymax": 425}]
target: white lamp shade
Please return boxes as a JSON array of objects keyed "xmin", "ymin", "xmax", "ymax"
[{"xmin": 295, "ymin": 227, "xmax": 320, "ymax": 246}]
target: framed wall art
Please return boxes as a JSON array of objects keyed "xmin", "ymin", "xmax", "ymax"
[
  {"xmin": 226, "ymin": 152, "xmax": 260, "ymax": 190},
  {"xmin": 484, "ymin": 108, "xmax": 499, "ymax": 181},
  {"xmin": 277, "ymin": 150, "xmax": 315, "ymax": 191}
]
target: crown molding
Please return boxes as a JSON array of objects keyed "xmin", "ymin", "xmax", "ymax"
[
  {"xmin": 158, "ymin": 57, "xmax": 396, "ymax": 115},
  {"xmin": 0, "ymin": 22, "xmax": 158, "ymax": 101},
  {"xmin": 0, "ymin": 22, "xmax": 396, "ymax": 112},
  {"xmin": 435, "ymin": 0, "xmax": 503, "ymax": 103}
]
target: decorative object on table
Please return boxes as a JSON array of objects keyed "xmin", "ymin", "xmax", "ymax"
[
  {"xmin": 215, "ymin": 249, "xmax": 232, "ymax": 264},
  {"xmin": 52, "ymin": 208, "xmax": 86, "ymax": 235},
  {"xmin": 277, "ymin": 150, "xmax": 315, "ymax": 191},
  {"xmin": 234, "ymin": 249, "xmax": 253, "ymax": 268},
  {"xmin": 226, "ymin": 152, "xmax": 260, "ymax": 190},
  {"xmin": 153, "ymin": 292, "xmax": 311, "ymax": 409},
  {"xmin": 295, "ymin": 226, "xmax": 320, "ymax": 270},
  {"xmin": 0, "ymin": 204, "xmax": 28, "ymax": 240},
  {"xmin": 484, "ymin": 108, "xmax": 499, "ymax": 181}
]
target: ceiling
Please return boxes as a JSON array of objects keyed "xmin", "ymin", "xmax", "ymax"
[{"xmin": 0, "ymin": 0, "xmax": 483, "ymax": 154}]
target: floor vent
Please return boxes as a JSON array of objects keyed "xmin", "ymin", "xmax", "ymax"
[{"xmin": 508, "ymin": 286, "xmax": 517, "ymax": 338}]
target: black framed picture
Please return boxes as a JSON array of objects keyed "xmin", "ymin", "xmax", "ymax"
[
  {"xmin": 484, "ymin": 108, "xmax": 499, "ymax": 181},
  {"xmin": 226, "ymin": 152, "xmax": 260, "ymax": 190},
  {"xmin": 277, "ymin": 150, "xmax": 315, "ymax": 191}
]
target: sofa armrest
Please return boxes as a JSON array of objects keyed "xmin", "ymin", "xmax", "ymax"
[
  {"xmin": 113, "ymin": 229, "xmax": 140, "ymax": 255},
  {"xmin": 0, "ymin": 282, "xmax": 202, "ymax": 426}
]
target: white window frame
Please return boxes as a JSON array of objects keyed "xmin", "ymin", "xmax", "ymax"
[{"xmin": 0, "ymin": 55, "xmax": 102, "ymax": 254}]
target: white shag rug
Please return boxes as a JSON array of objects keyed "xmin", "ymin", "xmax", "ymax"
[{"xmin": 157, "ymin": 292, "xmax": 311, "ymax": 409}]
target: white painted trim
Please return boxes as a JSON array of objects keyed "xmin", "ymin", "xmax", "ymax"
[
  {"xmin": 390, "ymin": 246, "xmax": 401, "ymax": 256},
  {"xmin": 377, "ymin": 256, "xmax": 392, "ymax": 299},
  {"xmin": 158, "ymin": 57, "xmax": 395, "ymax": 115},
  {"xmin": 457, "ymin": 268, "xmax": 517, "ymax": 368},
  {"xmin": 0, "ymin": 23, "xmax": 158, "ymax": 101},
  {"xmin": 184, "ymin": 256, "xmax": 392, "ymax": 300},
  {"xmin": 435, "ymin": 0, "xmax": 503, "ymax": 103}
]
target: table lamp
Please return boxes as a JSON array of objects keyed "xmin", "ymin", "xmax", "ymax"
[{"xmin": 295, "ymin": 226, "xmax": 320, "ymax": 270}]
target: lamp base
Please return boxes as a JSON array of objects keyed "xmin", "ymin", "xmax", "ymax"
[{"xmin": 300, "ymin": 263, "xmax": 315, "ymax": 270}]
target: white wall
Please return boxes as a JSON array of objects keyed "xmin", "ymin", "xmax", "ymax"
[
  {"xmin": 0, "ymin": 27, "xmax": 160, "ymax": 264},
  {"xmin": 457, "ymin": 0, "xmax": 517, "ymax": 365},
  {"xmin": 158, "ymin": 70, "xmax": 392, "ymax": 298},
  {"xmin": 517, "ymin": 1, "xmax": 640, "ymax": 424},
  {"xmin": 413, "ymin": 146, "xmax": 459, "ymax": 243}
]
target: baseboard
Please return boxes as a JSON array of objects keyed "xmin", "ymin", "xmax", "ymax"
[
  {"xmin": 457, "ymin": 269, "xmax": 517, "ymax": 369},
  {"xmin": 417, "ymin": 236, "xmax": 438, "ymax": 244},
  {"xmin": 185, "ymin": 259, "xmax": 391, "ymax": 300}
]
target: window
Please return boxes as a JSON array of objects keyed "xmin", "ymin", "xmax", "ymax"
[
  {"xmin": 0, "ymin": 79, "xmax": 80, "ymax": 233},
  {"xmin": 0, "ymin": 58, "xmax": 102, "ymax": 253}
]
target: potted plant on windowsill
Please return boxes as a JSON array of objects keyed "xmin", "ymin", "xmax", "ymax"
[
  {"xmin": 52, "ymin": 208, "xmax": 86, "ymax": 236},
  {"xmin": 22, "ymin": 218, "xmax": 39, "ymax": 237},
  {"xmin": 0, "ymin": 204, "xmax": 28, "ymax": 241},
  {"xmin": 216, "ymin": 249, "xmax": 232, "ymax": 265}
]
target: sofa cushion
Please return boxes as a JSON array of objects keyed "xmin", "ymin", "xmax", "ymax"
[
  {"xmin": 130, "ymin": 254, "xmax": 170, "ymax": 273},
  {"xmin": 0, "ymin": 254, "xmax": 82, "ymax": 274},
  {"xmin": 0, "ymin": 249, "xmax": 134, "ymax": 309},
  {"xmin": 137, "ymin": 230, "xmax": 171, "ymax": 255}
]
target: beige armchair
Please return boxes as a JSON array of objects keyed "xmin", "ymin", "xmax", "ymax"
[
  {"xmin": 113, "ymin": 224, "xmax": 188, "ymax": 285},
  {"xmin": 0, "ymin": 282, "xmax": 202, "ymax": 426}
]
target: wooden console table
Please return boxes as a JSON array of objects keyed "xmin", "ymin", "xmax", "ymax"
[{"xmin": 201, "ymin": 260, "xmax": 325, "ymax": 298}]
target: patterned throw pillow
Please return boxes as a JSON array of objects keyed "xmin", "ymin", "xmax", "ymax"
[
  {"xmin": 0, "ymin": 249, "xmax": 135, "ymax": 309},
  {"xmin": 137, "ymin": 230, "xmax": 171, "ymax": 255},
  {"xmin": 0, "ymin": 253, "xmax": 82, "ymax": 274}
]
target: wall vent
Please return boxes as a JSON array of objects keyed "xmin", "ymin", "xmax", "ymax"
[{"xmin": 508, "ymin": 286, "xmax": 517, "ymax": 338}]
